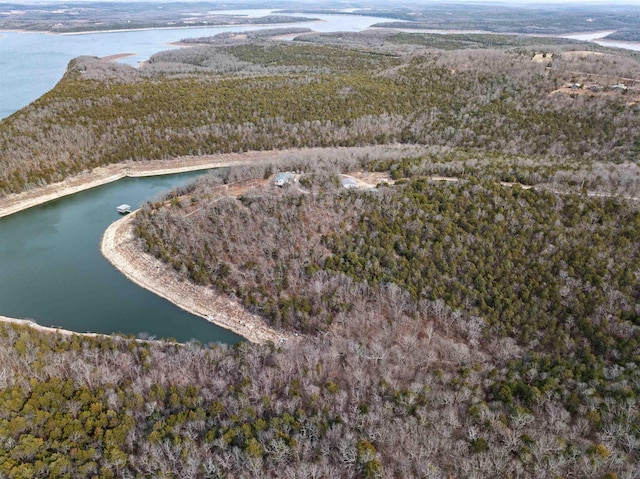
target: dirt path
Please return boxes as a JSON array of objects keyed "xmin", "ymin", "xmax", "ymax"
[
  {"xmin": 100, "ymin": 212, "xmax": 290, "ymax": 344},
  {"xmin": 1, "ymin": 145, "xmax": 422, "ymax": 219}
]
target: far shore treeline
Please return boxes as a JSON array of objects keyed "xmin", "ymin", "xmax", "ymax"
[{"xmin": 1, "ymin": 30, "xmax": 639, "ymax": 197}]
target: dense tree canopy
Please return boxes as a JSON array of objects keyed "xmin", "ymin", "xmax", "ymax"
[
  {"xmin": 1, "ymin": 31, "xmax": 639, "ymax": 478},
  {"xmin": 126, "ymin": 153, "xmax": 640, "ymax": 477}
]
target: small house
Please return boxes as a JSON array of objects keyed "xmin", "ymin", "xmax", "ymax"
[
  {"xmin": 274, "ymin": 172, "xmax": 294, "ymax": 187},
  {"xmin": 341, "ymin": 177, "xmax": 357, "ymax": 189},
  {"xmin": 610, "ymin": 83, "xmax": 628, "ymax": 92},
  {"xmin": 116, "ymin": 204, "xmax": 131, "ymax": 214}
]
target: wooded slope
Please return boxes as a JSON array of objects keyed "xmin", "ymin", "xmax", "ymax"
[
  {"xmin": 126, "ymin": 154, "xmax": 640, "ymax": 477},
  {"xmin": 1, "ymin": 32, "xmax": 639, "ymax": 478},
  {"xmin": 1, "ymin": 31, "xmax": 639, "ymax": 195}
]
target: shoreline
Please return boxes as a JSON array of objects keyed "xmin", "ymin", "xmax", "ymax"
[
  {"xmin": 101, "ymin": 52, "xmax": 136, "ymax": 62},
  {"xmin": 100, "ymin": 211, "xmax": 289, "ymax": 344},
  {"xmin": 595, "ymin": 38, "xmax": 640, "ymax": 47},
  {"xmin": 58, "ymin": 20, "xmax": 322, "ymax": 36},
  {"xmin": 0, "ymin": 316, "xmax": 193, "ymax": 346},
  {"xmin": 373, "ymin": 26, "xmax": 615, "ymax": 36},
  {"xmin": 0, "ymin": 146, "xmax": 409, "ymax": 219},
  {"xmin": 1, "ymin": 146, "xmax": 635, "ymax": 343},
  {"xmin": 174, "ymin": 30, "xmax": 317, "ymax": 46},
  {"xmin": 0, "ymin": 146, "xmax": 407, "ymax": 342},
  {"xmin": 0, "ymin": 147, "xmax": 388, "ymax": 342},
  {"xmin": 557, "ymin": 29, "xmax": 617, "ymax": 37},
  {"xmin": 0, "ymin": 151, "xmax": 282, "ymax": 343},
  {"xmin": 0, "ymin": 26, "xmax": 623, "ymax": 40},
  {"xmin": 0, "ymin": 19, "xmax": 320, "ymax": 36},
  {"xmin": 0, "ymin": 316, "xmax": 102, "ymax": 338},
  {"xmin": 0, "ymin": 150, "xmax": 300, "ymax": 219}
]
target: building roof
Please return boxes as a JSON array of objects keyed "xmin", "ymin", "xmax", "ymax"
[
  {"xmin": 274, "ymin": 172, "xmax": 294, "ymax": 185},
  {"xmin": 341, "ymin": 177, "xmax": 357, "ymax": 188}
]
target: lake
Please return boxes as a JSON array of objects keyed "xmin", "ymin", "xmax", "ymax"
[
  {"xmin": 0, "ymin": 11, "xmax": 400, "ymax": 120},
  {"xmin": 559, "ymin": 31, "xmax": 640, "ymax": 52},
  {"xmin": 387, "ymin": 27, "xmax": 640, "ymax": 52},
  {"xmin": 0, "ymin": 169, "xmax": 246, "ymax": 343},
  {"xmin": 0, "ymin": 11, "xmax": 398, "ymax": 342},
  {"xmin": 3, "ymin": 13, "xmax": 640, "ymax": 120}
]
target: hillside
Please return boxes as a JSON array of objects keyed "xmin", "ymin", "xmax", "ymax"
[
  {"xmin": 0, "ymin": 2, "xmax": 317, "ymax": 33},
  {"xmin": 1, "ymin": 30, "xmax": 639, "ymax": 196},
  {"xmin": 4, "ymin": 1, "xmax": 640, "ymax": 36},
  {"xmin": 3, "ymin": 153, "xmax": 639, "ymax": 477},
  {"xmin": 1, "ymin": 30, "xmax": 639, "ymax": 478}
]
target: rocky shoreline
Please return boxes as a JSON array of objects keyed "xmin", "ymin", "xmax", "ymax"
[
  {"xmin": 0, "ymin": 150, "xmax": 298, "ymax": 341},
  {"xmin": 100, "ymin": 212, "xmax": 289, "ymax": 344},
  {"xmin": 0, "ymin": 146, "xmax": 406, "ymax": 341},
  {"xmin": 0, "ymin": 150, "xmax": 295, "ymax": 219}
]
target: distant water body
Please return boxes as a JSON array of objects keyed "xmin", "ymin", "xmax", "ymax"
[
  {"xmin": 0, "ymin": 11, "xmax": 398, "ymax": 120},
  {"xmin": 3, "ymin": 13, "xmax": 640, "ymax": 120},
  {"xmin": 560, "ymin": 31, "xmax": 640, "ymax": 52},
  {"xmin": 2, "ymin": 12, "xmax": 639, "ymax": 343},
  {"xmin": 0, "ymin": 11, "xmax": 398, "ymax": 343}
]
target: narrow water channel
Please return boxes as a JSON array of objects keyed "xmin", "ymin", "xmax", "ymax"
[{"xmin": 0, "ymin": 171, "xmax": 242, "ymax": 344}]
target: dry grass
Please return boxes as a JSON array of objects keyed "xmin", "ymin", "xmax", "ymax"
[{"xmin": 561, "ymin": 50, "xmax": 606, "ymax": 60}]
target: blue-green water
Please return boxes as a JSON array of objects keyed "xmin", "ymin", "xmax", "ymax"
[
  {"xmin": 3, "ymin": 11, "xmax": 640, "ymax": 120},
  {"xmin": 0, "ymin": 11, "xmax": 402, "ymax": 343},
  {"xmin": 0, "ymin": 171, "xmax": 242, "ymax": 344}
]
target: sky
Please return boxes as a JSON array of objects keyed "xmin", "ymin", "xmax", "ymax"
[
  {"xmin": 1, "ymin": 0, "xmax": 640, "ymax": 3},
  {"xmin": 2, "ymin": 0, "xmax": 640, "ymax": 5}
]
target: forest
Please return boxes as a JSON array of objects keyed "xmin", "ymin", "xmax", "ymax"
[
  {"xmin": 1, "ymin": 29, "xmax": 639, "ymax": 478},
  {"xmin": 278, "ymin": 3, "xmax": 640, "ymax": 36},
  {"xmin": 604, "ymin": 30, "xmax": 640, "ymax": 42},
  {"xmin": 2, "ymin": 152, "xmax": 639, "ymax": 477},
  {"xmin": 1, "ymin": 29, "xmax": 639, "ymax": 196},
  {"xmin": 4, "ymin": 1, "xmax": 640, "ymax": 35}
]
